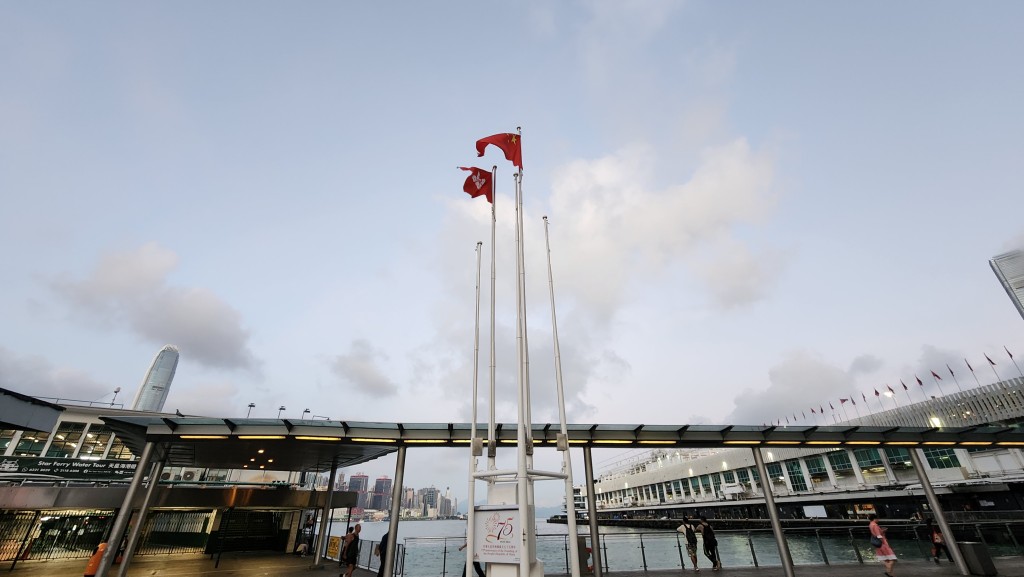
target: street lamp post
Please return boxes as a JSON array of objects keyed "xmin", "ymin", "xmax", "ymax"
[
  {"xmin": 301, "ymin": 408, "xmax": 310, "ymax": 419},
  {"xmin": 246, "ymin": 403, "xmax": 256, "ymax": 418},
  {"xmin": 111, "ymin": 387, "xmax": 121, "ymax": 407},
  {"xmin": 277, "ymin": 406, "xmax": 286, "ymax": 419}
]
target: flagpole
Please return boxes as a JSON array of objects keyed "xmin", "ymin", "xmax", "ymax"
[
  {"xmin": 967, "ymin": 358, "xmax": 981, "ymax": 388},
  {"xmin": 916, "ymin": 377, "xmax": 929, "ymax": 402},
  {"xmin": 901, "ymin": 382, "xmax": 913, "ymax": 405},
  {"xmin": 986, "ymin": 355, "xmax": 1001, "ymax": 384},
  {"xmin": 1008, "ymin": 347, "xmax": 1024, "ymax": 378},
  {"xmin": 930, "ymin": 373, "xmax": 945, "ymax": 396},
  {"xmin": 947, "ymin": 364, "xmax": 964, "ymax": 393},
  {"xmin": 851, "ymin": 398, "xmax": 862, "ymax": 421},
  {"xmin": 841, "ymin": 402, "xmax": 850, "ymax": 422},
  {"xmin": 488, "ymin": 167, "xmax": 497, "ymax": 471},
  {"xmin": 513, "ymin": 162, "xmax": 532, "ymax": 577},
  {"xmin": 466, "ymin": 241, "xmax": 482, "ymax": 577},
  {"xmin": 542, "ymin": 216, "xmax": 581, "ymax": 577}
]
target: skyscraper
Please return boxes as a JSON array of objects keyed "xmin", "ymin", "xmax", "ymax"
[
  {"xmin": 370, "ymin": 475, "xmax": 393, "ymax": 510},
  {"xmin": 131, "ymin": 345, "xmax": 179, "ymax": 412},
  {"xmin": 991, "ymin": 250, "xmax": 1024, "ymax": 321}
]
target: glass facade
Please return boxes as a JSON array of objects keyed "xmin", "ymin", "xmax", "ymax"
[
  {"xmin": 14, "ymin": 430, "xmax": 50, "ymax": 456},
  {"xmin": 923, "ymin": 447, "xmax": 961, "ymax": 469},
  {"xmin": 785, "ymin": 460, "xmax": 808, "ymax": 491},
  {"xmin": 45, "ymin": 422, "xmax": 86, "ymax": 458}
]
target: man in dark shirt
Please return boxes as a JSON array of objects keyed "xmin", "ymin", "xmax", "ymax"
[{"xmin": 697, "ymin": 517, "xmax": 721, "ymax": 570}]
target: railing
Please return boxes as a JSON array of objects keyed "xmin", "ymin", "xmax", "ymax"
[
  {"xmin": 323, "ymin": 538, "xmax": 405, "ymax": 576},
  {"xmin": 399, "ymin": 522, "xmax": 1024, "ymax": 577}
]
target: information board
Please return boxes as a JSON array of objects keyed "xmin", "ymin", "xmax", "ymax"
[
  {"xmin": 0, "ymin": 456, "xmax": 138, "ymax": 479},
  {"xmin": 473, "ymin": 508, "xmax": 521, "ymax": 564}
]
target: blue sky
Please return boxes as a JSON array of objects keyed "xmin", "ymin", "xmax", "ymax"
[{"xmin": 2, "ymin": 1, "xmax": 1022, "ymax": 507}]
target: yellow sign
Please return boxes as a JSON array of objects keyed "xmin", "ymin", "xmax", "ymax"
[{"xmin": 327, "ymin": 535, "xmax": 342, "ymax": 559}]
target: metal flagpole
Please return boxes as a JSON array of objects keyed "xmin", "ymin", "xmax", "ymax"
[
  {"xmin": 513, "ymin": 159, "xmax": 532, "ymax": 577},
  {"xmin": 840, "ymin": 400, "xmax": 850, "ymax": 422},
  {"xmin": 901, "ymin": 381, "xmax": 913, "ymax": 405},
  {"xmin": 930, "ymin": 372, "xmax": 946, "ymax": 396},
  {"xmin": 986, "ymin": 354, "xmax": 1001, "ymax": 383},
  {"xmin": 947, "ymin": 364, "xmax": 963, "ymax": 393},
  {"xmin": 543, "ymin": 216, "xmax": 581, "ymax": 577},
  {"xmin": 851, "ymin": 397, "xmax": 862, "ymax": 421},
  {"xmin": 966, "ymin": 358, "xmax": 981, "ymax": 388},
  {"xmin": 466, "ymin": 242, "xmax": 483, "ymax": 577},
  {"xmin": 488, "ymin": 167, "xmax": 497, "ymax": 470},
  {"xmin": 1008, "ymin": 347, "xmax": 1024, "ymax": 378}
]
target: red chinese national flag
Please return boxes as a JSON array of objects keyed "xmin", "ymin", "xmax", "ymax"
[
  {"xmin": 458, "ymin": 167, "xmax": 493, "ymax": 203},
  {"xmin": 476, "ymin": 133, "xmax": 523, "ymax": 169},
  {"xmin": 840, "ymin": 398, "xmax": 848, "ymax": 405},
  {"xmin": 931, "ymin": 370, "xmax": 942, "ymax": 380},
  {"xmin": 886, "ymin": 384, "xmax": 894, "ymax": 394}
]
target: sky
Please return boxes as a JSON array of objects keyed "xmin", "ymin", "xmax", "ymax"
[{"xmin": 2, "ymin": 1, "xmax": 1023, "ymax": 509}]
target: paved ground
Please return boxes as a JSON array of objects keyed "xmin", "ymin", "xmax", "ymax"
[{"xmin": 5, "ymin": 552, "xmax": 1024, "ymax": 577}]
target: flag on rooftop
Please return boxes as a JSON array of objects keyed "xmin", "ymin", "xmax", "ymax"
[
  {"xmin": 476, "ymin": 133, "xmax": 522, "ymax": 169},
  {"xmin": 886, "ymin": 384, "xmax": 894, "ymax": 394},
  {"xmin": 851, "ymin": 396, "xmax": 857, "ymax": 406},
  {"xmin": 966, "ymin": 358, "xmax": 974, "ymax": 372},
  {"xmin": 1006, "ymin": 346, "xmax": 1015, "ymax": 360},
  {"xmin": 931, "ymin": 370, "xmax": 942, "ymax": 380},
  {"xmin": 458, "ymin": 167, "xmax": 493, "ymax": 203},
  {"xmin": 916, "ymin": 375, "xmax": 924, "ymax": 386},
  {"xmin": 811, "ymin": 407, "xmax": 816, "ymax": 414},
  {"xmin": 829, "ymin": 402, "xmax": 834, "ymax": 410},
  {"xmin": 947, "ymin": 364, "xmax": 955, "ymax": 377},
  {"xmin": 901, "ymin": 380, "xmax": 908, "ymax": 390},
  {"xmin": 874, "ymin": 388, "xmax": 880, "ymax": 397},
  {"xmin": 986, "ymin": 353, "xmax": 997, "ymax": 366},
  {"xmin": 840, "ymin": 398, "xmax": 848, "ymax": 405},
  {"xmin": 861, "ymin": 392, "xmax": 867, "ymax": 402}
]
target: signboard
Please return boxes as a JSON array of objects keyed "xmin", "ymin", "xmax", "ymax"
[
  {"xmin": 473, "ymin": 508, "xmax": 521, "ymax": 564},
  {"xmin": 326, "ymin": 535, "xmax": 342, "ymax": 559},
  {"xmin": 0, "ymin": 457, "xmax": 138, "ymax": 479}
]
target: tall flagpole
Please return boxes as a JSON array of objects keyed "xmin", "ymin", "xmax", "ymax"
[
  {"xmin": 947, "ymin": 364, "xmax": 963, "ymax": 394},
  {"xmin": 466, "ymin": 242, "xmax": 482, "ymax": 577},
  {"xmin": 543, "ymin": 216, "xmax": 581, "ymax": 577},
  {"xmin": 930, "ymin": 372, "xmax": 946, "ymax": 396},
  {"xmin": 1008, "ymin": 347, "xmax": 1024, "ymax": 378},
  {"xmin": 966, "ymin": 358, "xmax": 981, "ymax": 388},
  {"xmin": 512, "ymin": 137, "xmax": 533, "ymax": 577},
  {"xmin": 840, "ymin": 400, "xmax": 851, "ymax": 422},
  {"xmin": 986, "ymin": 354, "xmax": 1001, "ymax": 383},
  {"xmin": 488, "ymin": 167, "xmax": 497, "ymax": 471},
  {"xmin": 901, "ymin": 381, "xmax": 913, "ymax": 405},
  {"xmin": 851, "ymin": 397, "xmax": 862, "ymax": 421}
]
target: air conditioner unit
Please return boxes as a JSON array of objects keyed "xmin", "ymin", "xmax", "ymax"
[
  {"xmin": 160, "ymin": 472, "xmax": 172, "ymax": 481},
  {"xmin": 182, "ymin": 470, "xmax": 196, "ymax": 481}
]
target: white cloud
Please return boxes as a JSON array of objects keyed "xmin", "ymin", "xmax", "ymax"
[
  {"xmin": 0, "ymin": 347, "xmax": 110, "ymax": 402},
  {"xmin": 329, "ymin": 339, "xmax": 400, "ymax": 397},
  {"xmin": 49, "ymin": 243, "xmax": 257, "ymax": 371}
]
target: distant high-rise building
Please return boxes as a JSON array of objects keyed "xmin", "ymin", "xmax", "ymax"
[
  {"xmin": 370, "ymin": 476, "xmax": 393, "ymax": 511},
  {"xmin": 349, "ymin": 473, "xmax": 369, "ymax": 511},
  {"xmin": 991, "ymin": 250, "xmax": 1024, "ymax": 321},
  {"xmin": 131, "ymin": 345, "xmax": 179, "ymax": 412}
]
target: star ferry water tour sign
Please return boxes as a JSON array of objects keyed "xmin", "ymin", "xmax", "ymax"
[
  {"xmin": 473, "ymin": 509, "xmax": 522, "ymax": 563},
  {"xmin": 0, "ymin": 457, "xmax": 138, "ymax": 479}
]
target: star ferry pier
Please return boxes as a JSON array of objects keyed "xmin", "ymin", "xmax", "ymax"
[{"xmin": 3, "ymin": 384, "xmax": 1024, "ymax": 577}]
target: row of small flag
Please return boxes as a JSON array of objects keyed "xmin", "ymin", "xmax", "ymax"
[{"xmin": 766, "ymin": 347, "xmax": 1022, "ymax": 427}]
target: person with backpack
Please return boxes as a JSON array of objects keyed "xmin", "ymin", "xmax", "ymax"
[
  {"xmin": 676, "ymin": 516, "xmax": 700, "ymax": 571},
  {"xmin": 925, "ymin": 519, "xmax": 953, "ymax": 564}
]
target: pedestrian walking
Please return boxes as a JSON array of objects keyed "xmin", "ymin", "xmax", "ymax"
[
  {"xmin": 340, "ymin": 523, "xmax": 361, "ymax": 577},
  {"xmin": 868, "ymin": 514, "xmax": 897, "ymax": 577},
  {"xmin": 374, "ymin": 531, "xmax": 389, "ymax": 577}
]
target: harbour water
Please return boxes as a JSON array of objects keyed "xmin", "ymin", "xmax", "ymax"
[{"xmin": 318, "ymin": 518, "xmax": 1017, "ymax": 576}]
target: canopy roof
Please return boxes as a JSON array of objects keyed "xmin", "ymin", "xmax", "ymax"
[
  {"xmin": 0, "ymin": 387, "xmax": 64, "ymax": 432},
  {"xmin": 100, "ymin": 416, "xmax": 1024, "ymax": 473}
]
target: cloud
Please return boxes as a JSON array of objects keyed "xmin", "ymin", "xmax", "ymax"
[
  {"xmin": 49, "ymin": 243, "xmax": 257, "ymax": 371},
  {"xmin": 725, "ymin": 351, "xmax": 855, "ymax": 425},
  {"xmin": 549, "ymin": 138, "xmax": 780, "ymax": 319},
  {"xmin": 849, "ymin": 354, "xmax": 884, "ymax": 376},
  {"xmin": 329, "ymin": 339, "xmax": 399, "ymax": 397},
  {"xmin": 165, "ymin": 379, "xmax": 242, "ymax": 418},
  {"xmin": 0, "ymin": 347, "xmax": 110, "ymax": 402}
]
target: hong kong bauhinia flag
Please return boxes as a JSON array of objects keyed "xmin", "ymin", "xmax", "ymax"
[
  {"xmin": 476, "ymin": 133, "xmax": 523, "ymax": 169},
  {"xmin": 458, "ymin": 167, "xmax": 493, "ymax": 203}
]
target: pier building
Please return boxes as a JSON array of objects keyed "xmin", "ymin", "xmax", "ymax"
[{"xmin": 584, "ymin": 378, "xmax": 1024, "ymax": 521}]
